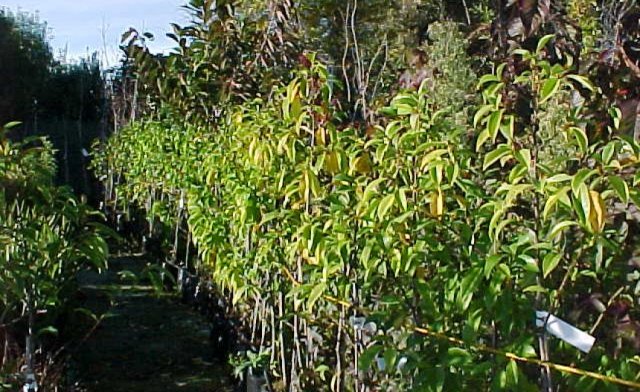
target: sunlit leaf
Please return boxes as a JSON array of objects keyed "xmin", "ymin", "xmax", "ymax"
[
  {"xmin": 609, "ymin": 175, "xmax": 629, "ymax": 203},
  {"xmin": 483, "ymin": 145, "xmax": 512, "ymax": 170},
  {"xmin": 540, "ymin": 77, "xmax": 560, "ymax": 104},
  {"xmin": 378, "ymin": 194, "xmax": 395, "ymax": 220}
]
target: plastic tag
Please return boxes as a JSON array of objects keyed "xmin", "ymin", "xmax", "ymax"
[{"xmin": 536, "ymin": 311, "xmax": 595, "ymax": 353}]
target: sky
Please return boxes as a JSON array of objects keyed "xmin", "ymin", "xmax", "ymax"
[{"xmin": 0, "ymin": 0, "xmax": 189, "ymax": 66}]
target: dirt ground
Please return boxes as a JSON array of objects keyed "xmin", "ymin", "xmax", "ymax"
[{"xmin": 68, "ymin": 255, "xmax": 234, "ymax": 392}]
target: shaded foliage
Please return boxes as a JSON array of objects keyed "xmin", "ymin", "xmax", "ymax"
[
  {"xmin": 0, "ymin": 122, "xmax": 110, "ymax": 389},
  {"xmin": 0, "ymin": 9, "xmax": 52, "ymax": 127}
]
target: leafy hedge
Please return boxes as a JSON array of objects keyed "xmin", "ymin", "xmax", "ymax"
[{"xmin": 97, "ymin": 24, "xmax": 640, "ymax": 390}]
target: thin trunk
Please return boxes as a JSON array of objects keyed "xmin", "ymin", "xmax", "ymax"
[
  {"xmin": 531, "ymin": 70, "xmax": 553, "ymax": 392},
  {"xmin": 185, "ymin": 231, "xmax": 192, "ymax": 271},
  {"xmin": 335, "ymin": 306, "xmax": 345, "ymax": 392},
  {"xmin": 634, "ymin": 100, "xmax": 640, "ymax": 141},
  {"xmin": 173, "ymin": 206, "xmax": 182, "ymax": 263},
  {"xmin": 24, "ymin": 292, "xmax": 37, "ymax": 392},
  {"xmin": 131, "ymin": 79, "xmax": 139, "ymax": 122},
  {"xmin": 278, "ymin": 292, "xmax": 288, "ymax": 387},
  {"xmin": 462, "ymin": 0, "xmax": 472, "ymax": 25},
  {"xmin": 342, "ymin": 3, "xmax": 352, "ymax": 104}
]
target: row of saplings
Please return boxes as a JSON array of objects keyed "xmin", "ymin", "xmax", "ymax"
[
  {"xmin": 110, "ymin": 207, "xmax": 267, "ymax": 391},
  {"xmin": 0, "ymin": 122, "xmax": 110, "ymax": 391}
]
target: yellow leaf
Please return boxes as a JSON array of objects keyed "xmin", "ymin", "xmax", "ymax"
[
  {"xmin": 316, "ymin": 128, "xmax": 327, "ymax": 146},
  {"xmin": 430, "ymin": 189, "xmax": 444, "ymax": 218},
  {"xmin": 298, "ymin": 173, "xmax": 308, "ymax": 201},
  {"xmin": 324, "ymin": 151, "xmax": 339, "ymax": 174},
  {"xmin": 415, "ymin": 266, "xmax": 427, "ymax": 279},
  {"xmin": 588, "ymin": 190, "xmax": 606, "ymax": 233},
  {"xmin": 304, "ymin": 170, "xmax": 311, "ymax": 202},
  {"xmin": 291, "ymin": 96, "xmax": 302, "ymax": 121},
  {"xmin": 353, "ymin": 154, "xmax": 372, "ymax": 174},
  {"xmin": 302, "ymin": 248, "xmax": 318, "ymax": 265},
  {"xmin": 248, "ymin": 139, "xmax": 256, "ymax": 160}
]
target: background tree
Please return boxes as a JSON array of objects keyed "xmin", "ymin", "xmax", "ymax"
[
  {"xmin": 0, "ymin": 9, "xmax": 107, "ymax": 201},
  {"xmin": 0, "ymin": 9, "xmax": 52, "ymax": 127}
]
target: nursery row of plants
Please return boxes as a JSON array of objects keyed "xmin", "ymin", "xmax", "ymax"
[
  {"xmin": 0, "ymin": 122, "xmax": 109, "ymax": 389},
  {"xmin": 96, "ymin": 0, "xmax": 640, "ymax": 390}
]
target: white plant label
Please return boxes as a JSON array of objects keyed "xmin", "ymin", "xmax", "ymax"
[{"xmin": 536, "ymin": 311, "xmax": 595, "ymax": 353}]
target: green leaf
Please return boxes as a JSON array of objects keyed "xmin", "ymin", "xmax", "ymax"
[
  {"xmin": 543, "ymin": 186, "xmax": 570, "ymax": 220},
  {"xmin": 476, "ymin": 129, "xmax": 490, "ymax": 152},
  {"xmin": 579, "ymin": 184, "xmax": 591, "ymax": 225},
  {"xmin": 631, "ymin": 189, "xmax": 640, "ymax": 207},
  {"xmin": 523, "ymin": 285, "xmax": 547, "ymax": 294},
  {"xmin": 507, "ymin": 164, "xmax": 526, "ymax": 183},
  {"xmin": 514, "ymin": 148, "xmax": 531, "ymax": 170},
  {"xmin": 447, "ymin": 347, "xmax": 472, "ymax": 366},
  {"xmin": 610, "ymin": 107, "xmax": 622, "ymax": 130},
  {"xmin": 520, "ymin": 255, "xmax": 540, "ymax": 273},
  {"xmin": 571, "ymin": 169, "xmax": 596, "ymax": 196},
  {"xmin": 397, "ymin": 188, "xmax": 408, "ymax": 211},
  {"xmin": 477, "ymin": 74, "xmax": 500, "ymax": 89},
  {"xmin": 307, "ymin": 282, "xmax": 326, "ymax": 311},
  {"xmin": 506, "ymin": 361, "xmax": 520, "ymax": 387},
  {"xmin": 569, "ymin": 127, "xmax": 589, "ymax": 153},
  {"xmin": 547, "ymin": 221, "xmax": 578, "ymax": 240},
  {"xmin": 37, "ymin": 326, "xmax": 59, "ymax": 337},
  {"xmin": 602, "ymin": 142, "xmax": 615, "ymax": 165},
  {"xmin": 513, "ymin": 48, "xmax": 531, "ymax": 57},
  {"xmin": 487, "ymin": 109, "xmax": 504, "ymax": 140},
  {"xmin": 542, "ymin": 252, "xmax": 563, "ymax": 278},
  {"xmin": 359, "ymin": 346, "xmax": 383, "ymax": 371},
  {"xmin": 395, "ymin": 104, "xmax": 414, "ymax": 116},
  {"xmin": 315, "ymin": 365, "xmax": 330, "ymax": 381},
  {"xmin": 500, "ymin": 115, "xmax": 515, "ymax": 143},
  {"xmin": 290, "ymin": 96, "xmax": 302, "ymax": 120},
  {"xmin": 308, "ymin": 169, "xmax": 321, "ymax": 197},
  {"xmin": 484, "ymin": 255, "xmax": 502, "ymax": 279},
  {"xmin": 540, "ymin": 78, "xmax": 560, "ymax": 104},
  {"xmin": 496, "ymin": 63, "xmax": 507, "ymax": 79},
  {"xmin": 609, "ymin": 175, "xmax": 629, "ymax": 203},
  {"xmin": 566, "ymin": 74, "xmax": 595, "ymax": 92},
  {"xmin": 483, "ymin": 145, "xmax": 512, "ymax": 170},
  {"xmin": 474, "ymin": 105, "xmax": 494, "ymax": 128},
  {"xmin": 363, "ymin": 178, "xmax": 384, "ymax": 203},
  {"xmin": 536, "ymin": 34, "xmax": 555, "ymax": 54},
  {"xmin": 520, "ymin": 345, "xmax": 538, "ymax": 358},
  {"xmin": 360, "ymin": 245, "xmax": 372, "ymax": 264},
  {"xmin": 457, "ymin": 268, "xmax": 482, "ymax": 311},
  {"xmin": 420, "ymin": 149, "xmax": 448, "ymax": 169},
  {"xmin": 545, "ymin": 174, "xmax": 572, "ymax": 184},
  {"xmin": 377, "ymin": 194, "xmax": 395, "ymax": 221},
  {"xmin": 282, "ymin": 98, "xmax": 290, "ymax": 119},
  {"xmin": 3, "ymin": 121, "xmax": 22, "ymax": 130},
  {"xmin": 494, "ymin": 217, "xmax": 515, "ymax": 240}
]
